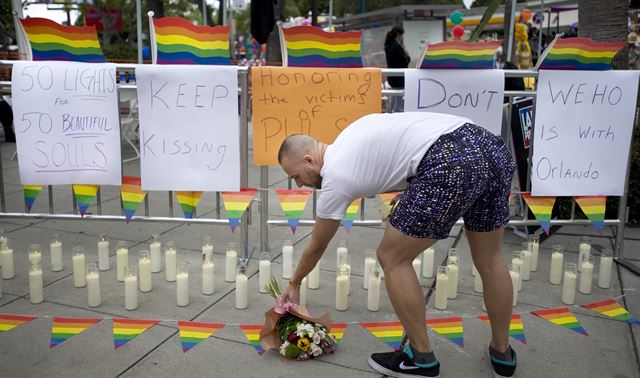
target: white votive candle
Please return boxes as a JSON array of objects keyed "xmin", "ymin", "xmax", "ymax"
[
  {"xmin": 0, "ymin": 244, "xmax": 15, "ymax": 279},
  {"xmin": 550, "ymin": 245, "xmax": 564, "ymax": 285},
  {"xmin": 139, "ymin": 251, "xmax": 152, "ymax": 292},
  {"xmin": 258, "ymin": 252, "xmax": 271, "ymax": 294},
  {"xmin": 202, "ymin": 236, "xmax": 214, "ymax": 261},
  {"xmin": 562, "ymin": 263, "xmax": 578, "ymax": 305},
  {"xmin": 225, "ymin": 243, "xmax": 237, "ymax": 283},
  {"xmin": 578, "ymin": 256, "xmax": 594, "ymax": 294},
  {"xmin": 235, "ymin": 266, "xmax": 248, "ymax": 309},
  {"xmin": 308, "ymin": 262, "xmax": 320, "ymax": 289},
  {"xmin": 149, "ymin": 234, "xmax": 162, "ymax": 273},
  {"xmin": 300, "ymin": 277, "xmax": 308, "ymax": 305},
  {"xmin": 116, "ymin": 241, "xmax": 129, "ymax": 282},
  {"xmin": 165, "ymin": 241, "xmax": 177, "ymax": 282},
  {"xmin": 336, "ymin": 240, "xmax": 348, "ymax": 269},
  {"xmin": 29, "ymin": 262, "xmax": 43, "ymax": 304},
  {"xmin": 86, "ymin": 263, "xmax": 101, "ymax": 307},
  {"xmin": 598, "ymin": 249, "xmax": 614, "ymax": 289},
  {"xmin": 435, "ymin": 266, "xmax": 448, "ymax": 310},
  {"xmin": 422, "ymin": 247, "xmax": 434, "ymax": 278},
  {"xmin": 124, "ymin": 265, "xmax": 138, "ymax": 310},
  {"xmin": 335, "ymin": 266, "xmax": 349, "ymax": 311},
  {"xmin": 412, "ymin": 257, "xmax": 422, "ymax": 278},
  {"xmin": 367, "ymin": 269, "xmax": 381, "ymax": 312},
  {"xmin": 28, "ymin": 244, "xmax": 42, "ymax": 266},
  {"xmin": 578, "ymin": 236, "xmax": 591, "ymax": 272},
  {"xmin": 363, "ymin": 249, "xmax": 376, "ymax": 290},
  {"xmin": 446, "ymin": 259, "xmax": 458, "ymax": 299},
  {"xmin": 72, "ymin": 247, "xmax": 86, "ymax": 288},
  {"xmin": 202, "ymin": 254, "xmax": 215, "ymax": 295},
  {"xmin": 177, "ymin": 263, "xmax": 190, "ymax": 307},
  {"xmin": 511, "ymin": 252, "xmax": 523, "ymax": 291},
  {"xmin": 529, "ymin": 235, "xmax": 540, "ymax": 272},
  {"xmin": 509, "ymin": 264, "xmax": 520, "ymax": 307},
  {"xmin": 50, "ymin": 238, "xmax": 63, "ymax": 272},
  {"xmin": 97, "ymin": 233, "xmax": 109, "ymax": 271},
  {"xmin": 282, "ymin": 241, "xmax": 293, "ymax": 279},
  {"xmin": 521, "ymin": 242, "xmax": 532, "ymax": 281}
]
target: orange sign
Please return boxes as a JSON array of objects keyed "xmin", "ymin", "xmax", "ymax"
[{"xmin": 251, "ymin": 67, "xmax": 381, "ymax": 166}]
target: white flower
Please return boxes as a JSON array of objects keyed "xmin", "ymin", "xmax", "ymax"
[
  {"xmin": 312, "ymin": 333, "xmax": 322, "ymax": 344},
  {"xmin": 310, "ymin": 343, "xmax": 322, "ymax": 357},
  {"xmin": 279, "ymin": 341, "xmax": 290, "ymax": 355},
  {"xmin": 296, "ymin": 323, "xmax": 315, "ymax": 338}
]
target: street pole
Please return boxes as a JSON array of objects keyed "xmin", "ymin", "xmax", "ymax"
[
  {"xmin": 506, "ymin": 0, "xmax": 517, "ymax": 62},
  {"xmin": 329, "ymin": 0, "xmax": 333, "ymax": 28},
  {"xmin": 203, "ymin": 0, "xmax": 208, "ymax": 25},
  {"xmin": 136, "ymin": 0, "xmax": 143, "ymax": 63},
  {"xmin": 539, "ymin": 0, "xmax": 544, "ymax": 57}
]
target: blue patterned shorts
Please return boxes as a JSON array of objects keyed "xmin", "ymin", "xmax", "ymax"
[{"xmin": 389, "ymin": 123, "xmax": 516, "ymax": 239}]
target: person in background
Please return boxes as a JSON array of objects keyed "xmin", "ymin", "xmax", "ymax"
[
  {"xmin": 384, "ymin": 26, "xmax": 410, "ymax": 113},
  {"xmin": 0, "ymin": 97, "xmax": 14, "ymax": 143}
]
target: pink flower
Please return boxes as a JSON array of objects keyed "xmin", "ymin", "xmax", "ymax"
[{"xmin": 274, "ymin": 295, "xmax": 294, "ymax": 314}]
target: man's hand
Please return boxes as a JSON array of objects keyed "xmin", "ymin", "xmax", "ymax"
[{"xmin": 282, "ymin": 283, "xmax": 300, "ymax": 304}]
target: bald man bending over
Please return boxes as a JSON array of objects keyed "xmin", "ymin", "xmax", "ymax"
[{"xmin": 279, "ymin": 112, "xmax": 517, "ymax": 378}]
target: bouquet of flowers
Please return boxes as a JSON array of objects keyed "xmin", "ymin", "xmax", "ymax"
[{"xmin": 259, "ymin": 278, "xmax": 337, "ymax": 360}]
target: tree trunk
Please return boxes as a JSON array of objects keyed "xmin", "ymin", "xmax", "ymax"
[{"xmin": 578, "ymin": 0, "xmax": 628, "ymax": 68}]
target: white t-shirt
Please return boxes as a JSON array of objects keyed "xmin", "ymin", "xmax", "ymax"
[{"xmin": 317, "ymin": 112, "xmax": 470, "ymax": 220}]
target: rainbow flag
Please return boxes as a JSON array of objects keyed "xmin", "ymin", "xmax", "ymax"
[
  {"xmin": 283, "ymin": 25, "xmax": 362, "ymax": 67},
  {"xmin": 112, "ymin": 318, "xmax": 160, "ymax": 349},
  {"xmin": 574, "ymin": 196, "xmax": 606, "ymax": 234},
  {"xmin": 19, "ymin": 17, "xmax": 105, "ymax": 62},
  {"xmin": 239, "ymin": 324, "xmax": 264, "ymax": 354},
  {"xmin": 582, "ymin": 299, "xmax": 640, "ymax": 325},
  {"xmin": 151, "ymin": 16, "xmax": 230, "ymax": 65},
  {"xmin": 275, "ymin": 189, "xmax": 313, "ymax": 234},
  {"xmin": 426, "ymin": 317, "xmax": 464, "ymax": 348},
  {"xmin": 341, "ymin": 198, "xmax": 362, "ymax": 233},
  {"xmin": 222, "ymin": 188, "xmax": 257, "ymax": 232},
  {"xmin": 329, "ymin": 322, "xmax": 349, "ymax": 345},
  {"xmin": 73, "ymin": 184, "xmax": 99, "ymax": 217},
  {"xmin": 177, "ymin": 321, "xmax": 224, "ymax": 352},
  {"xmin": 0, "ymin": 313, "xmax": 38, "ymax": 333},
  {"xmin": 538, "ymin": 37, "xmax": 625, "ymax": 71},
  {"xmin": 121, "ymin": 176, "xmax": 147, "ymax": 224},
  {"xmin": 379, "ymin": 192, "xmax": 402, "ymax": 217},
  {"xmin": 478, "ymin": 314, "xmax": 526, "ymax": 344},
  {"xmin": 531, "ymin": 307, "xmax": 588, "ymax": 336},
  {"xmin": 419, "ymin": 40, "xmax": 503, "ymax": 69},
  {"xmin": 175, "ymin": 191, "xmax": 203, "ymax": 219},
  {"xmin": 50, "ymin": 317, "xmax": 101, "ymax": 348},
  {"xmin": 360, "ymin": 321, "xmax": 404, "ymax": 350},
  {"xmin": 23, "ymin": 185, "xmax": 43, "ymax": 213},
  {"xmin": 521, "ymin": 192, "xmax": 556, "ymax": 235}
]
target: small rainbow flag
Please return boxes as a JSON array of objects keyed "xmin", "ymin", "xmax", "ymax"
[
  {"xmin": 379, "ymin": 192, "xmax": 402, "ymax": 217},
  {"xmin": 522, "ymin": 192, "xmax": 556, "ymax": 235},
  {"xmin": 0, "ymin": 313, "xmax": 38, "ymax": 333},
  {"xmin": 72, "ymin": 184, "xmax": 99, "ymax": 217},
  {"xmin": 275, "ymin": 189, "xmax": 313, "ymax": 234},
  {"xmin": 360, "ymin": 321, "xmax": 404, "ymax": 350},
  {"xmin": 177, "ymin": 321, "xmax": 224, "ymax": 352},
  {"xmin": 239, "ymin": 324, "xmax": 264, "ymax": 354},
  {"xmin": 426, "ymin": 317, "xmax": 464, "ymax": 348},
  {"xmin": 538, "ymin": 37, "xmax": 625, "ymax": 71},
  {"xmin": 283, "ymin": 25, "xmax": 362, "ymax": 67},
  {"xmin": 341, "ymin": 198, "xmax": 362, "ymax": 233},
  {"xmin": 175, "ymin": 191, "xmax": 203, "ymax": 219},
  {"xmin": 222, "ymin": 188, "xmax": 257, "ymax": 232},
  {"xmin": 582, "ymin": 299, "xmax": 640, "ymax": 325},
  {"xmin": 23, "ymin": 185, "xmax": 43, "ymax": 213},
  {"xmin": 478, "ymin": 314, "xmax": 526, "ymax": 344},
  {"xmin": 419, "ymin": 40, "xmax": 503, "ymax": 69},
  {"xmin": 329, "ymin": 322, "xmax": 349, "ymax": 345},
  {"xmin": 574, "ymin": 196, "xmax": 606, "ymax": 234},
  {"xmin": 50, "ymin": 317, "xmax": 101, "ymax": 348},
  {"xmin": 121, "ymin": 176, "xmax": 147, "ymax": 224},
  {"xmin": 112, "ymin": 318, "xmax": 160, "ymax": 349},
  {"xmin": 531, "ymin": 307, "xmax": 588, "ymax": 336},
  {"xmin": 151, "ymin": 16, "xmax": 230, "ymax": 65},
  {"xmin": 19, "ymin": 17, "xmax": 105, "ymax": 62}
]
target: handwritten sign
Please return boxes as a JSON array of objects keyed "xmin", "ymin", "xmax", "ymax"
[
  {"xmin": 532, "ymin": 70, "xmax": 639, "ymax": 196},
  {"xmin": 251, "ymin": 67, "xmax": 381, "ymax": 166},
  {"xmin": 11, "ymin": 61, "xmax": 121, "ymax": 185},
  {"xmin": 136, "ymin": 65, "xmax": 239, "ymax": 191},
  {"xmin": 404, "ymin": 69, "xmax": 505, "ymax": 135}
]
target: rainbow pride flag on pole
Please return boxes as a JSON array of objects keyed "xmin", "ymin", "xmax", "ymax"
[
  {"xmin": 177, "ymin": 321, "xmax": 224, "ymax": 352},
  {"xmin": 582, "ymin": 299, "xmax": 640, "ymax": 325},
  {"xmin": 150, "ymin": 15, "xmax": 230, "ymax": 65},
  {"xmin": 175, "ymin": 191, "xmax": 203, "ymax": 219},
  {"xmin": 121, "ymin": 176, "xmax": 147, "ymax": 223},
  {"xmin": 521, "ymin": 192, "xmax": 556, "ymax": 235},
  {"xmin": 50, "ymin": 317, "xmax": 101, "ymax": 348},
  {"xmin": 280, "ymin": 24, "xmax": 362, "ymax": 67},
  {"xmin": 574, "ymin": 196, "xmax": 606, "ymax": 234},
  {"xmin": 418, "ymin": 40, "xmax": 503, "ymax": 69},
  {"xmin": 329, "ymin": 322, "xmax": 349, "ymax": 345},
  {"xmin": 239, "ymin": 324, "xmax": 264, "ymax": 354},
  {"xmin": 478, "ymin": 314, "xmax": 526, "ymax": 344},
  {"xmin": 531, "ymin": 307, "xmax": 588, "ymax": 336},
  {"xmin": 19, "ymin": 17, "xmax": 105, "ymax": 62},
  {"xmin": 23, "ymin": 185, "xmax": 43, "ymax": 213},
  {"xmin": 275, "ymin": 189, "xmax": 313, "ymax": 234},
  {"xmin": 0, "ymin": 313, "xmax": 38, "ymax": 333},
  {"xmin": 112, "ymin": 318, "xmax": 160, "ymax": 349},
  {"xmin": 360, "ymin": 321, "xmax": 404, "ymax": 350},
  {"xmin": 222, "ymin": 188, "xmax": 257, "ymax": 232},
  {"xmin": 538, "ymin": 37, "xmax": 625, "ymax": 71},
  {"xmin": 426, "ymin": 317, "xmax": 464, "ymax": 348},
  {"xmin": 73, "ymin": 184, "xmax": 99, "ymax": 217},
  {"xmin": 341, "ymin": 198, "xmax": 362, "ymax": 233}
]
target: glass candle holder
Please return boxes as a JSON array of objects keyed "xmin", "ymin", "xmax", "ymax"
[
  {"xmin": 177, "ymin": 262, "xmax": 190, "ymax": 307},
  {"xmin": 72, "ymin": 246, "xmax": 86, "ymax": 288},
  {"xmin": 116, "ymin": 241, "xmax": 129, "ymax": 282},
  {"xmin": 598, "ymin": 249, "xmax": 614, "ymax": 289},
  {"xmin": 0, "ymin": 238, "xmax": 14, "ymax": 279},
  {"xmin": 363, "ymin": 249, "xmax": 377, "ymax": 290},
  {"xmin": 578, "ymin": 236, "xmax": 591, "ymax": 272},
  {"xmin": 202, "ymin": 236, "xmax": 214, "ymax": 260},
  {"xmin": 549, "ymin": 245, "xmax": 564, "ymax": 285},
  {"xmin": 225, "ymin": 242, "xmax": 238, "ymax": 282},
  {"xmin": 528, "ymin": 235, "xmax": 540, "ymax": 272},
  {"xmin": 446, "ymin": 251, "xmax": 459, "ymax": 299},
  {"xmin": 562, "ymin": 263, "xmax": 578, "ymax": 305},
  {"xmin": 235, "ymin": 265, "xmax": 248, "ymax": 309},
  {"xmin": 29, "ymin": 260, "xmax": 43, "ymax": 304},
  {"xmin": 335, "ymin": 265, "xmax": 349, "ymax": 311},
  {"xmin": 259, "ymin": 251, "xmax": 271, "ymax": 294},
  {"xmin": 202, "ymin": 253, "xmax": 215, "ymax": 295},
  {"xmin": 282, "ymin": 240, "xmax": 294, "ymax": 279},
  {"xmin": 124, "ymin": 265, "xmax": 138, "ymax": 310},
  {"xmin": 28, "ymin": 243, "xmax": 42, "ymax": 266},
  {"xmin": 165, "ymin": 241, "xmax": 178, "ymax": 282},
  {"xmin": 86, "ymin": 263, "xmax": 101, "ymax": 307},
  {"xmin": 149, "ymin": 234, "xmax": 162, "ymax": 273},
  {"xmin": 435, "ymin": 266, "xmax": 449, "ymax": 310},
  {"xmin": 138, "ymin": 250, "xmax": 152, "ymax": 292},
  {"xmin": 97, "ymin": 232, "xmax": 109, "ymax": 271},
  {"xmin": 578, "ymin": 254, "xmax": 595, "ymax": 294}
]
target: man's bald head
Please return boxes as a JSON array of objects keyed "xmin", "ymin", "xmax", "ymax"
[{"xmin": 278, "ymin": 134, "xmax": 319, "ymax": 164}]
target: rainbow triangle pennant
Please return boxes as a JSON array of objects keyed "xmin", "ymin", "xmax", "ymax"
[
  {"xmin": 574, "ymin": 196, "xmax": 606, "ymax": 234},
  {"xmin": 175, "ymin": 191, "xmax": 203, "ymax": 219},
  {"xmin": 23, "ymin": 185, "xmax": 43, "ymax": 213},
  {"xmin": 538, "ymin": 37, "xmax": 625, "ymax": 71},
  {"xmin": 426, "ymin": 317, "xmax": 464, "ymax": 348},
  {"xmin": 239, "ymin": 324, "xmax": 264, "ymax": 354},
  {"xmin": 531, "ymin": 307, "xmax": 588, "ymax": 336},
  {"xmin": 275, "ymin": 189, "xmax": 313, "ymax": 234},
  {"xmin": 478, "ymin": 314, "xmax": 526, "ymax": 344},
  {"xmin": 177, "ymin": 321, "xmax": 224, "ymax": 352},
  {"xmin": 121, "ymin": 176, "xmax": 147, "ymax": 224},
  {"xmin": 329, "ymin": 322, "xmax": 349, "ymax": 345},
  {"xmin": 360, "ymin": 321, "xmax": 404, "ymax": 350},
  {"xmin": 282, "ymin": 25, "xmax": 362, "ymax": 68},
  {"xmin": 582, "ymin": 299, "xmax": 640, "ymax": 325},
  {"xmin": 50, "ymin": 317, "xmax": 101, "ymax": 348},
  {"xmin": 341, "ymin": 198, "xmax": 362, "ymax": 233},
  {"xmin": 222, "ymin": 188, "xmax": 257, "ymax": 232},
  {"xmin": 379, "ymin": 192, "xmax": 402, "ymax": 217},
  {"xmin": 419, "ymin": 40, "xmax": 503, "ymax": 69},
  {"xmin": 73, "ymin": 184, "xmax": 99, "ymax": 217},
  {"xmin": 0, "ymin": 313, "xmax": 38, "ymax": 333},
  {"xmin": 112, "ymin": 318, "xmax": 160, "ymax": 349},
  {"xmin": 521, "ymin": 192, "xmax": 556, "ymax": 235}
]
